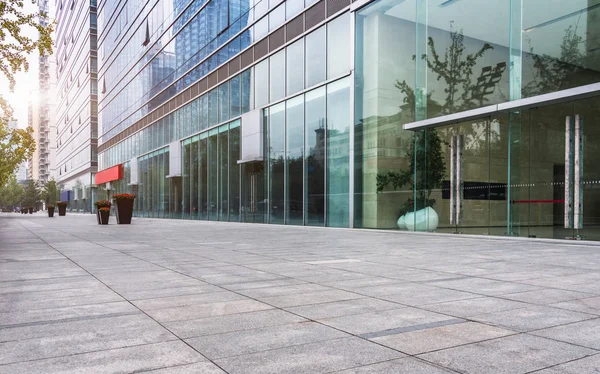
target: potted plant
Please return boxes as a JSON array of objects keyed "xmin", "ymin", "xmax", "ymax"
[
  {"xmin": 48, "ymin": 204, "xmax": 55, "ymax": 217},
  {"xmin": 94, "ymin": 200, "xmax": 111, "ymax": 224},
  {"xmin": 98, "ymin": 207, "xmax": 110, "ymax": 225},
  {"xmin": 376, "ymin": 129, "xmax": 445, "ymax": 231},
  {"xmin": 28, "ymin": 206, "xmax": 33, "ymax": 214},
  {"xmin": 56, "ymin": 201, "xmax": 68, "ymax": 216},
  {"xmin": 112, "ymin": 193, "xmax": 135, "ymax": 224}
]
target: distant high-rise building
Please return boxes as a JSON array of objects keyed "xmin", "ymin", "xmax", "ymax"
[{"xmin": 54, "ymin": 0, "xmax": 98, "ymax": 211}]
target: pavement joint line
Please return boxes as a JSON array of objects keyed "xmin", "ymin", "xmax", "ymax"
[
  {"xmin": 0, "ymin": 310, "xmax": 142, "ymax": 331},
  {"xmin": 13, "ymin": 219, "xmax": 232, "ymax": 374}
]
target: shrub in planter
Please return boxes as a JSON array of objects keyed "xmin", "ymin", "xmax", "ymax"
[
  {"xmin": 94, "ymin": 200, "xmax": 111, "ymax": 224},
  {"xmin": 56, "ymin": 201, "xmax": 68, "ymax": 216},
  {"xmin": 98, "ymin": 207, "xmax": 110, "ymax": 225},
  {"xmin": 48, "ymin": 205, "xmax": 55, "ymax": 218},
  {"xmin": 112, "ymin": 194, "xmax": 135, "ymax": 224}
]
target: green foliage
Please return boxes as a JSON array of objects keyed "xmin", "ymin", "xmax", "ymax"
[
  {"xmin": 377, "ymin": 25, "xmax": 497, "ymax": 216},
  {"xmin": 0, "ymin": 0, "xmax": 54, "ymax": 186},
  {"xmin": 376, "ymin": 130, "xmax": 445, "ymax": 216},
  {"xmin": 21, "ymin": 179, "xmax": 41, "ymax": 208},
  {"xmin": 0, "ymin": 175, "xmax": 23, "ymax": 208},
  {"xmin": 44, "ymin": 178, "xmax": 58, "ymax": 205}
]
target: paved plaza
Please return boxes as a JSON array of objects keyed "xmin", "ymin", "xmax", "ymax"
[{"xmin": 2, "ymin": 213, "xmax": 600, "ymax": 373}]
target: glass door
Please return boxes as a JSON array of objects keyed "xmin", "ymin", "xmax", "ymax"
[{"xmin": 436, "ymin": 119, "xmax": 491, "ymax": 234}]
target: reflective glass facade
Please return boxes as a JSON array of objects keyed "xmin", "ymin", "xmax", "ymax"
[{"xmin": 96, "ymin": 0, "xmax": 600, "ymax": 240}]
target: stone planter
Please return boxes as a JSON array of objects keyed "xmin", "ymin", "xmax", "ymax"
[
  {"xmin": 402, "ymin": 207, "xmax": 439, "ymax": 232},
  {"xmin": 28, "ymin": 207, "xmax": 33, "ymax": 214},
  {"xmin": 48, "ymin": 207, "xmax": 55, "ymax": 217},
  {"xmin": 114, "ymin": 198, "xmax": 134, "ymax": 224},
  {"xmin": 98, "ymin": 210, "xmax": 110, "ymax": 225},
  {"xmin": 57, "ymin": 205, "xmax": 67, "ymax": 216}
]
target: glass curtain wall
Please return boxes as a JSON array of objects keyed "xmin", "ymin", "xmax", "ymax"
[
  {"xmin": 179, "ymin": 120, "xmax": 241, "ymax": 222},
  {"xmin": 134, "ymin": 147, "xmax": 170, "ymax": 218},
  {"xmin": 355, "ymin": 0, "xmax": 600, "ymax": 231},
  {"xmin": 263, "ymin": 77, "xmax": 350, "ymax": 227}
]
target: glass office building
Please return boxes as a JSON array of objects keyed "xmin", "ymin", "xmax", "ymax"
[{"xmin": 96, "ymin": 0, "xmax": 600, "ymax": 241}]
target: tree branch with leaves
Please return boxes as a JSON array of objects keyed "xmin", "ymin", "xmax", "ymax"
[{"xmin": 0, "ymin": 0, "xmax": 53, "ymax": 186}]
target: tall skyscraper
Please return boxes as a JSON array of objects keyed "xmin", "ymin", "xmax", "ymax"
[{"xmin": 54, "ymin": 0, "xmax": 98, "ymax": 211}]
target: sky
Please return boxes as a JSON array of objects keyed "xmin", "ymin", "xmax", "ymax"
[{"xmin": 0, "ymin": 1, "xmax": 50, "ymax": 129}]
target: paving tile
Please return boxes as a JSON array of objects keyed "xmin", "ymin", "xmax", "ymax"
[
  {"xmin": 0, "ymin": 314, "xmax": 175, "ymax": 364},
  {"xmin": 319, "ymin": 307, "xmax": 456, "ymax": 335},
  {"xmin": 428, "ymin": 277, "xmax": 542, "ymax": 296},
  {"xmin": 550, "ymin": 296, "xmax": 600, "ymax": 315},
  {"xmin": 533, "ymin": 318, "xmax": 600, "ymax": 349},
  {"xmin": 419, "ymin": 334, "xmax": 596, "ymax": 374},
  {"xmin": 215, "ymin": 337, "xmax": 404, "ymax": 374},
  {"xmin": 471, "ymin": 305, "xmax": 596, "ymax": 332},
  {"xmin": 334, "ymin": 357, "xmax": 456, "ymax": 373},
  {"xmin": 164, "ymin": 309, "xmax": 307, "ymax": 338},
  {"xmin": 372, "ymin": 321, "xmax": 515, "ymax": 354},
  {"xmin": 0, "ymin": 301, "xmax": 140, "ymax": 327},
  {"xmin": 421, "ymin": 296, "xmax": 529, "ymax": 318},
  {"xmin": 285, "ymin": 298, "xmax": 401, "ymax": 320},
  {"xmin": 533, "ymin": 353, "xmax": 600, "ymax": 373},
  {"xmin": 131, "ymin": 291, "xmax": 245, "ymax": 310},
  {"xmin": 0, "ymin": 340, "xmax": 205, "ymax": 374},
  {"xmin": 500, "ymin": 289, "xmax": 596, "ymax": 305},
  {"xmin": 139, "ymin": 362, "xmax": 227, "ymax": 373},
  {"xmin": 236, "ymin": 283, "xmax": 333, "ymax": 298},
  {"xmin": 144, "ymin": 299, "xmax": 273, "ymax": 322},
  {"xmin": 377, "ymin": 286, "xmax": 479, "ymax": 306},
  {"xmin": 259, "ymin": 289, "xmax": 363, "ymax": 308},
  {"xmin": 186, "ymin": 322, "xmax": 348, "ymax": 359}
]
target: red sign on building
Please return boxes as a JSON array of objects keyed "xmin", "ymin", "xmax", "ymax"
[{"xmin": 95, "ymin": 164, "xmax": 123, "ymax": 185}]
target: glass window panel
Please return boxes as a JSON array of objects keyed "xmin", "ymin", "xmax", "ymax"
[
  {"xmin": 218, "ymin": 126, "xmax": 229, "ymax": 221},
  {"xmin": 218, "ymin": 81, "xmax": 230, "ymax": 123},
  {"xmin": 286, "ymin": 39, "xmax": 304, "ymax": 95},
  {"xmin": 269, "ymin": 50, "xmax": 285, "ymax": 102},
  {"xmin": 521, "ymin": 0, "xmax": 600, "ymax": 98},
  {"xmin": 230, "ymin": 75, "xmax": 241, "ymax": 117},
  {"xmin": 208, "ymin": 89, "xmax": 219, "ymax": 127},
  {"xmin": 269, "ymin": 103, "xmax": 285, "ymax": 224},
  {"xmin": 269, "ymin": 3, "xmax": 285, "ymax": 31},
  {"xmin": 164, "ymin": 150, "xmax": 170, "ymax": 217},
  {"xmin": 191, "ymin": 99, "xmax": 199, "ymax": 134},
  {"xmin": 229, "ymin": 121, "xmax": 240, "ymax": 221},
  {"xmin": 327, "ymin": 13, "xmax": 350, "ymax": 79},
  {"xmin": 305, "ymin": 86, "xmax": 325, "ymax": 225},
  {"xmin": 286, "ymin": 0, "xmax": 303, "ymax": 20},
  {"xmin": 254, "ymin": 16, "xmax": 268, "ymax": 40},
  {"xmin": 208, "ymin": 129, "xmax": 219, "ymax": 220},
  {"xmin": 241, "ymin": 69, "xmax": 252, "ymax": 112},
  {"xmin": 254, "ymin": 60, "xmax": 269, "ymax": 108},
  {"xmin": 286, "ymin": 95, "xmax": 304, "ymax": 225},
  {"xmin": 255, "ymin": 0, "xmax": 268, "ymax": 19},
  {"xmin": 305, "ymin": 26, "xmax": 326, "ymax": 88},
  {"xmin": 199, "ymin": 135, "xmax": 208, "ymax": 219},
  {"xmin": 326, "ymin": 78, "xmax": 351, "ymax": 227},
  {"xmin": 200, "ymin": 94, "xmax": 208, "ymax": 130},
  {"xmin": 182, "ymin": 142, "xmax": 191, "ymax": 218},
  {"xmin": 191, "ymin": 139, "xmax": 199, "ymax": 218}
]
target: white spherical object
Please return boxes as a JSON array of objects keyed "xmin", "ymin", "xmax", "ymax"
[
  {"xmin": 404, "ymin": 207, "xmax": 439, "ymax": 231},
  {"xmin": 397, "ymin": 215, "xmax": 406, "ymax": 229}
]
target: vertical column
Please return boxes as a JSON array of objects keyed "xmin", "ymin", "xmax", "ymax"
[
  {"xmin": 450, "ymin": 135, "xmax": 456, "ymax": 225},
  {"xmin": 574, "ymin": 115, "xmax": 583, "ymax": 230},
  {"xmin": 415, "ymin": 0, "xmax": 428, "ymax": 122},
  {"xmin": 565, "ymin": 116, "xmax": 574, "ymax": 229},
  {"xmin": 509, "ymin": 0, "xmax": 523, "ymax": 101},
  {"xmin": 456, "ymin": 134, "xmax": 463, "ymax": 225}
]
